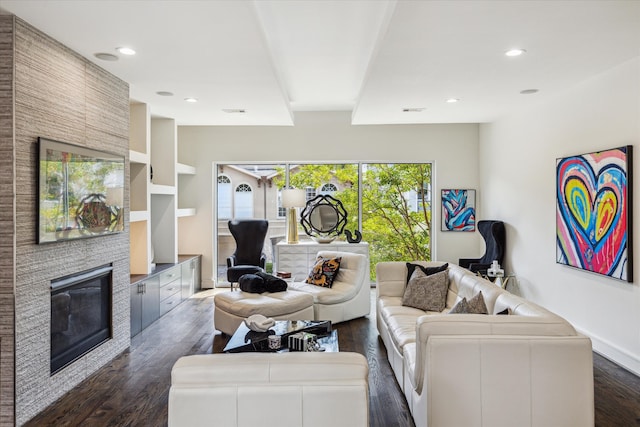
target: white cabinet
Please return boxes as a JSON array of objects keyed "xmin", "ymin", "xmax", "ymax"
[{"xmin": 275, "ymin": 241, "xmax": 369, "ymax": 282}]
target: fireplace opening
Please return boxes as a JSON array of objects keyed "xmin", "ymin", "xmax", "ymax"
[{"xmin": 50, "ymin": 264, "xmax": 112, "ymax": 375}]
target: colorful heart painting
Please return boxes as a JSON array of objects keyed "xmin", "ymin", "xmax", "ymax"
[
  {"xmin": 556, "ymin": 146, "xmax": 632, "ymax": 282},
  {"xmin": 441, "ymin": 189, "xmax": 476, "ymax": 232}
]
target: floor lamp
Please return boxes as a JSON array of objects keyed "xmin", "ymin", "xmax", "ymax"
[{"xmin": 282, "ymin": 189, "xmax": 306, "ymax": 244}]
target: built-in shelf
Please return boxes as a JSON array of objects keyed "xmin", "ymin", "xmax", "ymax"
[
  {"xmin": 130, "ymin": 210, "xmax": 149, "ymax": 222},
  {"xmin": 130, "ymin": 102, "xmax": 195, "ymax": 276},
  {"xmin": 177, "ymin": 163, "xmax": 196, "ymax": 175},
  {"xmin": 177, "ymin": 208, "xmax": 196, "ymax": 218},
  {"xmin": 129, "ymin": 149, "xmax": 148, "ymax": 165},
  {"xmin": 150, "ymin": 184, "xmax": 176, "ymax": 195}
]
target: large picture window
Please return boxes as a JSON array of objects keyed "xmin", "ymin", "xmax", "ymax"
[{"xmin": 214, "ymin": 162, "xmax": 432, "ymax": 284}]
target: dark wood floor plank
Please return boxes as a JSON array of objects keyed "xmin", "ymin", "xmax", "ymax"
[{"xmin": 23, "ymin": 290, "xmax": 640, "ymax": 427}]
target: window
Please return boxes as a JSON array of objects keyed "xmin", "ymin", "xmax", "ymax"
[
  {"xmin": 362, "ymin": 163, "xmax": 433, "ymax": 273},
  {"xmin": 305, "ymin": 186, "xmax": 316, "ymax": 201},
  {"xmin": 214, "ymin": 162, "xmax": 432, "ymax": 283},
  {"xmin": 416, "ymin": 187, "xmax": 431, "ymax": 212},
  {"xmin": 234, "ymin": 183, "xmax": 253, "ymax": 218},
  {"xmin": 277, "ymin": 191, "xmax": 286, "ymax": 218},
  {"xmin": 217, "ymin": 175, "xmax": 232, "ymax": 219},
  {"xmin": 320, "ymin": 183, "xmax": 338, "ymax": 194}
]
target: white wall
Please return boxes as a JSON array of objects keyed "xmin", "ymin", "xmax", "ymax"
[
  {"xmin": 479, "ymin": 58, "xmax": 640, "ymax": 374},
  {"xmin": 177, "ymin": 112, "xmax": 481, "ymax": 287}
]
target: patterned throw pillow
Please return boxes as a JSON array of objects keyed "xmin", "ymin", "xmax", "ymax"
[
  {"xmin": 449, "ymin": 291, "xmax": 488, "ymax": 314},
  {"xmin": 305, "ymin": 256, "xmax": 342, "ymax": 288},
  {"xmin": 402, "ymin": 269, "xmax": 449, "ymax": 312}
]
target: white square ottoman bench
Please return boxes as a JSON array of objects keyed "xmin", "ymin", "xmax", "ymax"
[{"xmin": 213, "ymin": 289, "xmax": 315, "ymax": 335}]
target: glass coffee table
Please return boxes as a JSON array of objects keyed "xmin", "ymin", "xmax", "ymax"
[{"xmin": 223, "ymin": 320, "xmax": 338, "ymax": 353}]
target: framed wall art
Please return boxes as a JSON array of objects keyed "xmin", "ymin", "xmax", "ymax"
[
  {"xmin": 556, "ymin": 145, "xmax": 632, "ymax": 282},
  {"xmin": 441, "ymin": 189, "xmax": 476, "ymax": 232}
]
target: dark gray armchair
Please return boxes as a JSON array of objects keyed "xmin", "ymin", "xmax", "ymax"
[{"xmin": 459, "ymin": 220, "xmax": 505, "ymax": 274}]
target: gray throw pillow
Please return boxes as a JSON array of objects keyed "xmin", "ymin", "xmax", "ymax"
[
  {"xmin": 449, "ymin": 297, "xmax": 468, "ymax": 314},
  {"xmin": 449, "ymin": 291, "xmax": 488, "ymax": 314},
  {"xmin": 467, "ymin": 291, "xmax": 488, "ymax": 314},
  {"xmin": 402, "ymin": 269, "xmax": 449, "ymax": 312}
]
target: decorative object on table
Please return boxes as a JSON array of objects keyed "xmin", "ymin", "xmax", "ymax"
[
  {"xmin": 556, "ymin": 146, "xmax": 632, "ymax": 282},
  {"xmin": 267, "ymin": 334, "xmax": 281, "ymax": 350},
  {"xmin": 487, "ymin": 260, "xmax": 505, "ymax": 287},
  {"xmin": 226, "ymin": 219, "xmax": 269, "ymax": 290},
  {"xmin": 288, "ymin": 332, "xmax": 323, "ymax": 351},
  {"xmin": 459, "ymin": 220, "xmax": 505, "ymax": 274},
  {"xmin": 38, "ymin": 137, "xmax": 125, "ymax": 243},
  {"xmin": 300, "ymin": 194, "xmax": 348, "ymax": 243},
  {"xmin": 345, "ymin": 229, "xmax": 362, "ymax": 243},
  {"xmin": 244, "ymin": 314, "xmax": 275, "ymax": 332},
  {"xmin": 238, "ymin": 272, "xmax": 287, "ymax": 293},
  {"xmin": 441, "ymin": 189, "xmax": 476, "ymax": 231},
  {"xmin": 281, "ymin": 188, "xmax": 306, "ymax": 244},
  {"xmin": 276, "ymin": 271, "xmax": 291, "ymax": 279}
]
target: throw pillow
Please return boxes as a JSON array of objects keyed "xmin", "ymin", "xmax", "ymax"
[
  {"xmin": 406, "ymin": 262, "xmax": 449, "ymax": 284},
  {"xmin": 256, "ymin": 271, "xmax": 288, "ymax": 293},
  {"xmin": 238, "ymin": 274, "xmax": 266, "ymax": 293},
  {"xmin": 448, "ymin": 291, "xmax": 489, "ymax": 314},
  {"xmin": 449, "ymin": 297, "xmax": 468, "ymax": 314},
  {"xmin": 402, "ymin": 269, "xmax": 449, "ymax": 312},
  {"xmin": 305, "ymin": 256, "xmax": 342, "ymax": 288},
  {"xmin": 466, "ymin": 291, "xmax": 488, "ymax": 314}
]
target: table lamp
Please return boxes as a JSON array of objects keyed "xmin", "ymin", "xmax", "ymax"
[{"xmin": 282, "ymin": 188, "xmax": 306, "ymax": 244}]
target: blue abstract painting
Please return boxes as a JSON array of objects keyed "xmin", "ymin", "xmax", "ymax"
[{"xmin": 441, "ymin": 189, "xmax": 476, "ymax": 232}]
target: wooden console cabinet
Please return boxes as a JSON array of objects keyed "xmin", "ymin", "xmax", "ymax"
[{"xmin": 275, "ymin": 241, "xmax": 369, "ymax": 282}]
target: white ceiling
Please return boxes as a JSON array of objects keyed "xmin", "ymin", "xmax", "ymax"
[{"xmin": 0, "ymin": 0, "xmax": 638, "ymax": 126}]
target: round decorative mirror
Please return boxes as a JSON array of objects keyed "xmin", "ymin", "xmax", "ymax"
[{"xmin": 300, "ymin": 194, "xmax": 348, "ymax": 243}]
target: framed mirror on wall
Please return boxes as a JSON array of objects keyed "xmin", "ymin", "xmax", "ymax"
[{"xmin": 300, "ymin": 194, "xmax": 348, "ymax": 243}]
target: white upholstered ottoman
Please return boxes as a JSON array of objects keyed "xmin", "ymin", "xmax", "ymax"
[{"xmin": 214, "ymin": 290, "xmax": 315, "ymax": 335}]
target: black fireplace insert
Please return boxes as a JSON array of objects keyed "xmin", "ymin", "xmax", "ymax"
[{"xmin": 50, "ymin": 264, "xmax": 112, "ymax": 374}]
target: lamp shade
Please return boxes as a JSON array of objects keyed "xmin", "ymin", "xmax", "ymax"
[{"xmin": 282, "ymin": 188, "xmax": 306, "ymax": 208}]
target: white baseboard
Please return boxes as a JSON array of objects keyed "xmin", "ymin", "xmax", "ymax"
[{"xmin": 576, "ymin": 326, "xmax": 640, "ymax": 376}]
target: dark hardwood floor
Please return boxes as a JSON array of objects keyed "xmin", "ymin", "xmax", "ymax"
[{"xmin": 25, "ymin": 290, "xmax": 640, "ymax": 427}]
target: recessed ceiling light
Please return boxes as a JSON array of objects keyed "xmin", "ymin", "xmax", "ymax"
[
  {"xmin": 402, "ymin": 107, "xmax": 425, "ymax": 112},
  {"xmin": 446, "ymin": 98, "xmax": 459, "ymax": 103},
  {"xmin": 520, "ymin": 89, "xmax": 539, "ymax": 95},
  {"xmin": 116, "ymin": 47, "xmax": 136, "ymax": 56},
  {"xmin": 156, "ymin": 91, "xmax": 174, "ymax": 97},
  {"xmin": 222, "ymin": 109, "xmax": 247, "ymax": 113},
  {"xmin": 184, "ymin": 97, "xmax": 198, "ymax": 103},
  {"xmin": 94, "ymin": 52, "xmax": 118, "ymax": 61},
  {"xmin": 505, "ymin": 48, "xmax": 526, "ymax": 57}
]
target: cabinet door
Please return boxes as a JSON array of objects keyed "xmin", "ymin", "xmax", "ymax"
[
  {"xmin": 193, "ymin": 257, "xmax": 201, "ymax": 292},
  {"xmin": 181, "ymin": 260, "xmax": 195, "ymax": 300},
  {"xmin": 130, "ymin": 282, "xmax": 143, "ymax": 337},
  {"xmin": 277, "ymin": 244, "xmax": 311, "ymax": 281},
  {"xmin": 141, "ymin": 276, "xmax": 160, "ymax": 330}
]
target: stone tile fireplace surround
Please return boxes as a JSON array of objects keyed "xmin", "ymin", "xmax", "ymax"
[{"xmin": 0, "ymin": 16, "xmax": 130, "ymax": 426}]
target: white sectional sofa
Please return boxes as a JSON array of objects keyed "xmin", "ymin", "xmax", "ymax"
[
  {"xmin": 376, "ymin": 261, "xmax": 594, "ymax": 427},
  {"xmin": 168, "ymin": 352, "xmax": 369, "ymax": 427}
]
